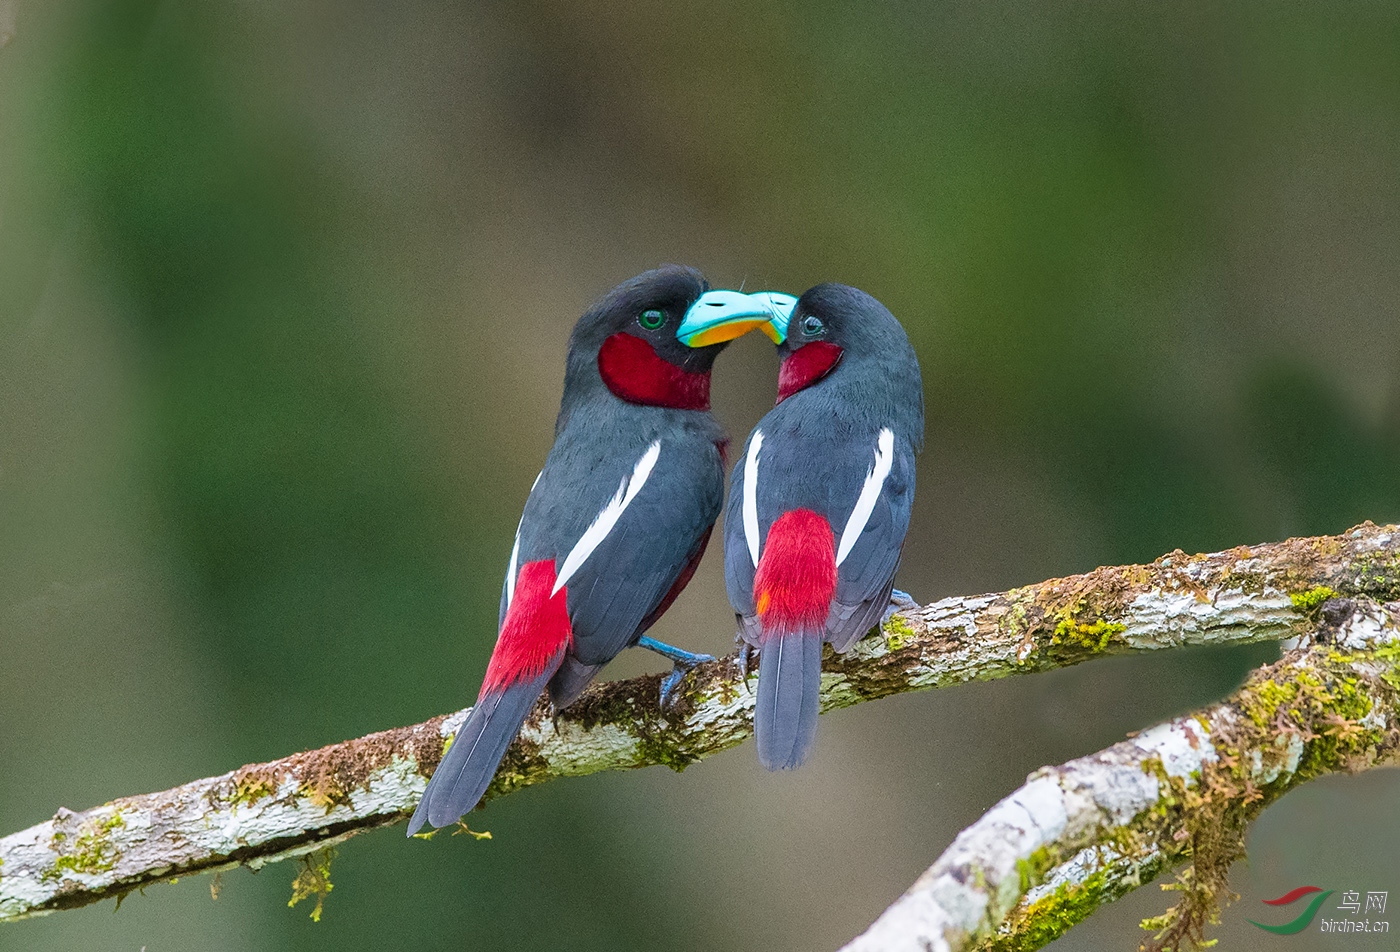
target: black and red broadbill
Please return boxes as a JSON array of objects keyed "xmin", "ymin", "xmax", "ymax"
[
  {"xmin": 408, "ymin": 266, "xmax": 790, "ymax": 835},
  {"xmin": 724, "ymin": 284, "xmax": 925, "ymax": 770}
]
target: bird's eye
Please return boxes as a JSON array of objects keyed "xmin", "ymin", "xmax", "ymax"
[
  {"xmin": 639, "ymin": 309, "xmax": 666, "ymax": 330},
  {"xmin": 801, "ymin": 315, "xmax": 824, "ymax": 337}
]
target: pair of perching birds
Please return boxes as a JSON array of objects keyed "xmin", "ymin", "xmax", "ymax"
[{"xmin": 407, "ymin": 265, "xmax": 924, "ymax": 836}]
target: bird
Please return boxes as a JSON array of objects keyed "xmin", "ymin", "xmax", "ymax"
[
  {"xmin": 408, "ymin": 265, "xmax": 787, "ymax": 835},
  {"xmin": 721, "ymin": 283, "xmax": 924, "ymax": 770}
]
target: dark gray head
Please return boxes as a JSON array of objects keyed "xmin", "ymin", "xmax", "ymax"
[
  {"xmin": 559, "ymin": 265, "xmax": 725, "ymax": 418},
  {"xmin": 773, "ymin": 283, "xmax": 925, "ymax": 446}
]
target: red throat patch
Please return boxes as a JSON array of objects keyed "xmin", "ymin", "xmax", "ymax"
[
  {"xmin": 776, "ymin": 342, "xmax": 843, "ymax": 403},
  {"xmin": 482, "ymin": 560, "xmax": 573, "ymax": 694},
  {"xmin": 753, "ymin": 509, "xmax": 838, "ymax": 636},
  {"xmin": 598, "ymin": 332, "xmax": 712, "ymax": 410}
]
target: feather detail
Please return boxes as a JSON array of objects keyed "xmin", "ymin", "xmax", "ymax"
[
  {"xmin": 752, "ymin": 509, "xmax": 835, "ymax": 771},
  {"xmin": 743, "ymin": 430, "xmax": 764, "ymax": 567},
  {"xmin": 597, "ymin": 332, "xmax": 711, "ymax": 410},
  {"xmin": 553, "ymin": 441, "xmax": 662, "ymax": 595},
  {"xmin": 482, "ymin": 559, "xmax": 572, "ymax": 692},
  {"xmin": 754, "ymin": 509, "xmax": 837, "ymax": 632},
  {"xmin": 506, "ymin": 533, "xmax": 521, "ymax": 608},
  {"xmin": 776, "ymin": 341, "xmax": 843, "ymax": 402},
  {"xmin": 836, "ymin": 428, "xmax": 894, "ymax": 567},
  {"xmin": 505, "ymin": 471, "xmax": 542, "ymax": 609}
]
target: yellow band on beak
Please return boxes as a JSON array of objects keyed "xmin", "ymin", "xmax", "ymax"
[{"xmin": 684, "ymin": 317, "xmax": 773, "ymax": 347}]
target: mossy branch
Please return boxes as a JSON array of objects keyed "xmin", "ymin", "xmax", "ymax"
[
  {"xmin": 2, "ymin": 523, "xmax": 1398, "ymax": 933},
  {"xmin": 842, "ymin": 594, "xmax": 1400, "ymax": 952}
]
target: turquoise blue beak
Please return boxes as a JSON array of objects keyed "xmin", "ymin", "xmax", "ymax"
[
  {"xmin": 749, "ymin": 291, "xmax": 797, "ymax": 343},
  {"xmin": 678, "ymin": 290, "xmax": 798, "ymax": 347}
]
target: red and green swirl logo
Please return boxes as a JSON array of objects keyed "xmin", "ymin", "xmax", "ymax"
[{"xmin": 1248, "ymin": 887, "xmax": 1334, "ymax": 935}]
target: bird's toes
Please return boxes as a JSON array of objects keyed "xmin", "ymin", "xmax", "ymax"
[
  {"xmin": 884, "ymin": 589, "xmax": 920, "ymax": 622},
  {"xmin": 735, "ymin": 640, "xmax": 759, "ymax": 691},
  {"xmin": 658, "ymin": 667, "xmax": 686, "ymax": 710}
]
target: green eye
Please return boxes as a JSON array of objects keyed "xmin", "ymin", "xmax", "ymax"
[
  {"xmin": 801, "ymin": 315, "xmax": 824, "ymax": 337},
  {"xmin": 639, "ymin": 309, "xmax": 666, "ymax": 330}
]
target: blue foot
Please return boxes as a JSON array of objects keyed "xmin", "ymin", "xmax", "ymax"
[
  {"xmin": 883, "ymin": 589, "xmax": 919, "ymax": 623},
  {"xmin": 637, "ymin": 635, "xmax": 716, "ymax": 708}
]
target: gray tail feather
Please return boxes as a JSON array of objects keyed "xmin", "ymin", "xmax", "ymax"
[
  {"xmin": 755, "ymin": 629, "xmax": 823, "ymax": 770},
  {"xmin": 406, "ymin": 664, "xmax": 557, "ymax": 836}
]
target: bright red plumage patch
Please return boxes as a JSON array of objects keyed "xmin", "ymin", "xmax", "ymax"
[
  {"xmin": 598, "ymin": 332, "xmax": 712, "ymax": 410},
  {"xmin": 481, "ymin": 560, "xmax": 573, "ymax": 695},
  {"xmin": 776, "ymin": 341, "xmax": 843, "ymax": 403},
  {"xmin": 753, "ymin": 509, "xmax": 837, "ymax": 636}
]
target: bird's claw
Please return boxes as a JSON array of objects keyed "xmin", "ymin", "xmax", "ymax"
[
  {"xmin": 637, "ymin": 635, "xmax": 715, "ymax": 710},
  {"xmin": 735, "ymin": 635, "xmax": 757, "ymax": 693},
  {"xmin": 657, "ymin": 667, "xmax": 684, "ymax": 709},
  {"xmin": 657, "ymin": 654, "xmax": 716, "ymax": 709},
  {"xmin": 883, "ymin": 588, "xmax": 919, "ymax": 623}
]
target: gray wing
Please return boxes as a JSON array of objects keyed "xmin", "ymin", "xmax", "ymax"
[
  {"xmin": 557, "ymin": 439, "xmax": 724, "ymax": 666},
  {"xmin": 825, "ymin": 442, "xmax": 916, "ymax": 650}
]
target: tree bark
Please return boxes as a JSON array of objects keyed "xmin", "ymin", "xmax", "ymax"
[
  {"xmin": 842, "ymin": 594, "xmax": 1400, "ymax": 952},
  {"xmin": 2, "ymin": 522, "xmax": 1397, "ymax": 946}
]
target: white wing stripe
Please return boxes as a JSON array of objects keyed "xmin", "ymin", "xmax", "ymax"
[
  {"xmin": 505, "ymin": 531, "xmax": 521, "ymax": 607},
  {"xmin": 836, "ymin": 428, "xmax": 895, "ymax": 567},
  {"xmin": 552, "ymin": 441, "xmax": 662, "ymax": 595},
  {"xmin": 504, "ymin": 471, "xmax": 543, "ymax": 608},
  {"xmin": 743, "ymin": 430, "xmax": 764, "ymax": 567}
]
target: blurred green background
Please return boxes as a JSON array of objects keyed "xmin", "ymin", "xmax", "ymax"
[{"xmin": 3, "ymin": 1, "xmax": 1399, "ymax": 949}]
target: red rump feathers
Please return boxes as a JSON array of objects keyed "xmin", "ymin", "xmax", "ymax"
[
  {"xmin": 753, "ymin": 509, "xmax": 838, "ymax": 635},
  {"xmin": 481, "ymin": 560, "xmax": 573, "ymax": 695},
  {"xmin": 776, "ymin": 341, "xmax": 843, "ymax": 403},
  {"xmin": 598, "ymin": 332, "xmax": 712, "ymax": 411}
]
